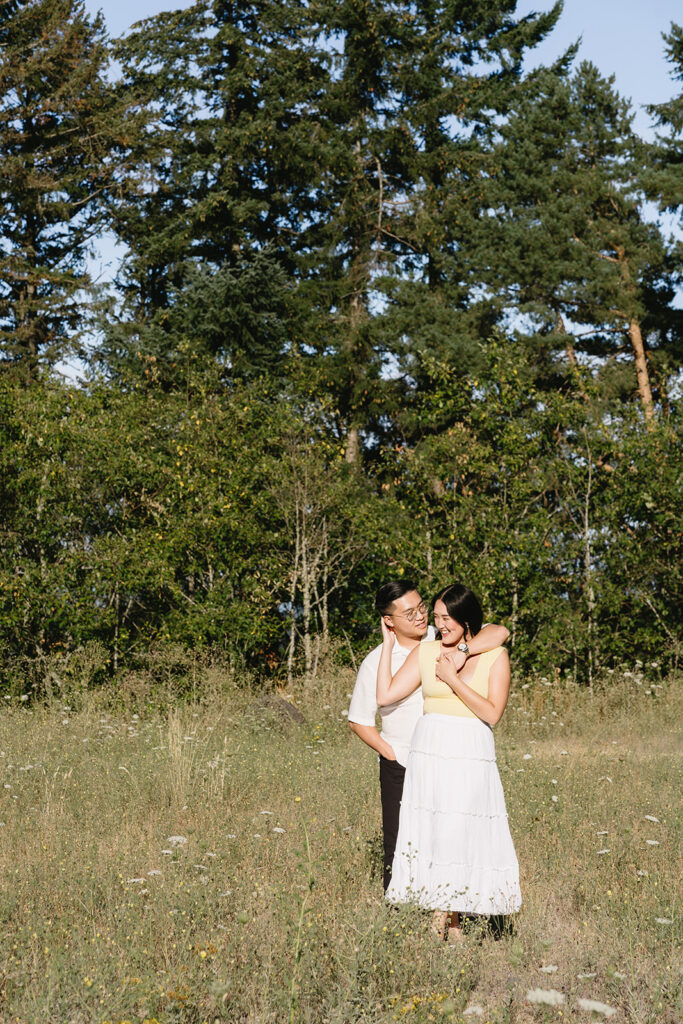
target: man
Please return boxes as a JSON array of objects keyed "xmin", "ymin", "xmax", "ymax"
[{"xmin": 348, "ymin": 579, "xmax": 510, "ymax": 890}]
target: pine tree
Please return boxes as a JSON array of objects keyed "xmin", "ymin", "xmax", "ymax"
[
  {"xmin": 299, "ymin": 0, "xmax": 563, "ymax": 462},
  {"xmin": 646, "ymin": 23, "xmax": 683, "ymax": 215},
  {"xmin": 0, "ymin": 0, "xmax": 129, "ymax": 379},
  {"xmin": 101, "ymin": 0, "xmax": 327, "ymax": 382},
  {"xmin": 477, "ymin": 62, "xmax": 682, "ymax": 420}
]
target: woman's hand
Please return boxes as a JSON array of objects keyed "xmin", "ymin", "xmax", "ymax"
[{"xmin": 435, "ymin": 648, "xmax": 461, "ymax": 691}]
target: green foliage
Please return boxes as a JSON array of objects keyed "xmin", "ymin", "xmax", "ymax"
[
  {"xmin": 95, "ymin": 249, "xmax": 293, "ymax": 387},
  {"xmin": 0, "ymin": 2, "xmax": 681, "ymax": 688},
  {"xmin": 0, "ymin": 0, "xmax": 133, "ymax": 378},
  {"xmin": 646, "ymin": 22, "xmax": 683, "ymax": 215}
]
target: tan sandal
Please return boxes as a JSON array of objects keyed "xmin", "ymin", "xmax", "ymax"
[
  {"xmin": 431, "ymin": 910, "xmax": 449, "ymax": 940},
  {"xmin": 447, "ymin": 912, "xmax": 464, "ymax": 942}
]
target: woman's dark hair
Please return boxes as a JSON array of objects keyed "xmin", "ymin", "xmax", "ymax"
[
  {"xmin": 375, "ymin": 579, "xmax": 418, "ymax": 616},
  {"xmin": 432, "ymin": 583, "xmax": 483, "ymax": 637}
]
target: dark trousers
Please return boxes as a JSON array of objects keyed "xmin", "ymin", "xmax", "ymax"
[{"xmin": 379, "ymin": 755, "xmax": 406, "ymax": 891}]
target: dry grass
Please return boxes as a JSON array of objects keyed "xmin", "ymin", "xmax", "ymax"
[{"xmin": 0, "ymin": 667, "xmax": 680, "ymax": 1024}]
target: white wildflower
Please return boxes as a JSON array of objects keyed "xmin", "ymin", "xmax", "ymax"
[
  {"xmin": 597, "ymin": 849, "xmax": 611, "ymax": 855},
  {"xmin": 539, "ymin": 965, "xmax": 558, "ymax": 973},
  {"xmin": 655, "ymin": 918, "xmax": 673, "ymax": 925},
  {"xmin": 260, "ymin": 810, "xmax": 273, "ymax": 815},
  {"xmin": 523, "ymin": 753, "xmax": 532, "ymax": 760},
  {"xmin": 126, "ymin": 877, "xmax": 146, "ymax": 884},
  {"xmin": 596, "ymin": 831, "xmax": 609, "ymax": 836},
  {"xmin": 645, "ymin": 840, "xmax": 660, "ymax": 846},
  {"xmin": 273, "ymin": 827, "xmax": 286, "ymax": 834},
  {"xmin": 577, "ymin": 972, "xmax": 596, "ymax": 979},
  {"xmin": 576, "ymin": 997, "xmax": 617, "ymax": 1017},
  {"xmin": 551, "ymin": 795, "xmax": 558, "ymax": 803},
  {"xmin": 598, "ymin": 776, "xmax": 613, "ymax": 784},
  {"xmin": 526, "ymin": 989, "xmax": 565, "ymax": 1007},
  {"xmin": 161, "ymin": 849, "xmax": 173, "ymax": 856},
  {"xmin": 560, "ymin": 750, "xmax": 568, "ymax": 755},
  {"xmin": 167, "ymin": 835, "xmax": 188, "ymax": 847},
  {"xmin": 637, "ymin": 870, "xmax": 648, "ymax": 877},
  {"xmin": 148, "ymin": 869, "xmax": 162, "ymax": 876},
  {"xmin": 644, "ymin": 815, "xmax": 659, "ymax": 823},
  {"xmin": 226, "ymin": 833, "xmax": 237, "ymax": 839},
  {"xmin": 341, "ymin": 710, "xmax": 349, "ymax": 717}
]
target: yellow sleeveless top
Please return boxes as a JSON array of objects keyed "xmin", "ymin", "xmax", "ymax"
[{"xmin": 419, "ymin": 642, "xmax": 505, "ymax": 718}]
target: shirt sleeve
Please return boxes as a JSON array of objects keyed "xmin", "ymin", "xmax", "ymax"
[{"xmin": 347, "ymin": 650, "xmax": 380, "ymax": 726}]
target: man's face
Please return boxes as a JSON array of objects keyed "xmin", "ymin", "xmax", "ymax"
[{"xmin": 385, "ymin": 590, "xmax": 429, "ymax": 640}]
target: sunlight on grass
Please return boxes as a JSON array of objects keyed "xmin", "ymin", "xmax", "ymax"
[{"xmin": 0, "ymin": 668, "xmax": 680, "ymax": 1023}]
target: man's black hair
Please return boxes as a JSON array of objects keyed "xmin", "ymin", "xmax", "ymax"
[
  {"xmin": 432, "ymin": 583, "xmax": 483, "ymax": 637},
  {"xmin": 375, "ymin": 579, "xmax": 419, "ymax": 616}
]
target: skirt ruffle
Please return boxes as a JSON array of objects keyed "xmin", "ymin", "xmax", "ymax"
[{"xmin": 386, "ymin": 714, "xmax": 522, "ymax": 915}]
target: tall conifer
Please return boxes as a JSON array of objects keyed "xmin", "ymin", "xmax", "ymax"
[
  {"xmin": 0, "ymin": 0, "xmax": 129, "ymax": 378},
  {"xmin": 103, "ymin": 0, "xmax": 327, "ymax": 381},
  {"xmin": 478, "ymin": 62, "xmax": 681, "ymax": 419},
  {"xmin": 646, "ymin": 23, "xmax": 683, "ymax": 215}
]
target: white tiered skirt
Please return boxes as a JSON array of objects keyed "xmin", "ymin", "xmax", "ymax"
[{"xmin": 386, "ymin": 713, "xmax": 521, "ymax": 915}]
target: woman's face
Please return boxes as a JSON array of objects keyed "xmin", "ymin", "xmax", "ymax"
[{"xmin": 433, "ymin": 600, "xmax": 465, "ymax": 645}]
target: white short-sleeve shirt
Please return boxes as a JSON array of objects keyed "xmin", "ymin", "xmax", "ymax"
[{"xmin": 347, "ymin": 627, "xmax": 436, "ymax": 767}]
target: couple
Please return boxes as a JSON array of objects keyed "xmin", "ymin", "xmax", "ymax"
[{"xmin": 348, "ymin": 579, "xmax": 521, "ymax": 940}]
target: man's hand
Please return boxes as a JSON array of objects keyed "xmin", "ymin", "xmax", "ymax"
[
  {"xmin": 348, "ymin": 722, "xmax": 397, "ymax": 760},
  {"xmin": 450, "ymin": 648, "xmax": 467, "ymax": 671}
]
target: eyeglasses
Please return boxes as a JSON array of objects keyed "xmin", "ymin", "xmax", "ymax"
[{"xmin": 392, "ymin": 601, "xmax": 427, "ymax": 623}]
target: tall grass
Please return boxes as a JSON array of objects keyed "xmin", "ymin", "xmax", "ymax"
[{"xmin": 0, "ymin": 666, "xmax": 679, "ymax": 1023}]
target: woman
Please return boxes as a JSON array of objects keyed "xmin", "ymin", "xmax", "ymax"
[{"xmin": 376, "ymin": 583, "xmax": 521, "ymax": 940}]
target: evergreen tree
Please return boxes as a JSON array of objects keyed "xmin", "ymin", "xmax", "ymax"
[
  {"xmin": 0, "ymin": 0, "xmax": 129, "ymax": 379},
  {"xmin": 385, "ymin": 0, "xmax": 566, "ymax": 401},
  {"xmin": 646, "ymin": 23, "xmax": 683, "ymax": 215},
  {"xmin": 299, "ymin": 0, "xmax": 564, "ymax": 463},
  {"xmin": 477, "ymin": 62, "xmax": 682, "ymax": 419},
  {"xmin": 102, "ymin": 0, "xmax": 327, "ymax": 382}
]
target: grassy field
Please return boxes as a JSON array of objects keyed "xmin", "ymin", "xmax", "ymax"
[{"xmin": 0, "ymin": 665, "xmax": 680, "ymax": 1024}]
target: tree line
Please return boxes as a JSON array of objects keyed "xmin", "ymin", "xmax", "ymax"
[{"xmin": 0, "ymin": 0, "xmax": 681, "ymax": 692}]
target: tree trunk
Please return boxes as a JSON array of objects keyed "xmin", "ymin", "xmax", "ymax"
[
  {"xmin": 344, "ymin": 426, "xmax": 360, "ymax": 466},
  {"xmin": 286, "ymin": 503, "xmax": 301, "ymax": 687},
  {"xmin": 510, "ymin": 579, "xmax": 518, "ymax": 652},
  {"xmin": 582, "ymin": 438, "xmax": 596, "ymax": 693},
  {"xmin": 556, "ymin": 312, "xmax": 588, "ymax": 399},
  {"xmin": 628, "ymin": 317, "xmax": 654, "ymax": 426}
]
